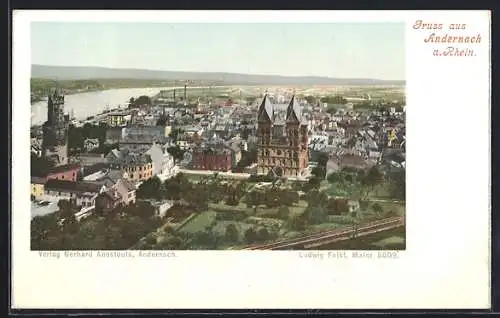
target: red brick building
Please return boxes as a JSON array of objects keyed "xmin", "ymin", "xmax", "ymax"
[
  {"xmin": 46, "ymin": 164, "xmax": 81, "ymax": 182},
  {"xmin": 191, "ymin": 144, "xmax": 232, "ymax": 172}
]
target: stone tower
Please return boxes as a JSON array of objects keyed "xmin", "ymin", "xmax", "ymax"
[
  {"xmin": 42, "ymin": 88, "xmax": 69, "ymax": 166},
  {"xmin": 256, "ymin": 94, "xmax": 309, "ymax": 177}
]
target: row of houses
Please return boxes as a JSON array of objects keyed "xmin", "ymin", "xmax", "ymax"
[{"xmin": 32, "ymin": 173, "xmax": 136, "ymax": 211}]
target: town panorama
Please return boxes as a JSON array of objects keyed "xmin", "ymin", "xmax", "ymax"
[{"xmin": 30, "ymin": 80, "xmax": 406, "ymax": 251}]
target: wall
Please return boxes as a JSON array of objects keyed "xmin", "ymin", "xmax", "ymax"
[
  {"xmin": 192, "ymin": 151, "xmax": 231, "ymax": 172},
  {"xmin": 46, "ymin": 168, "xmax": 79, "ymax": 182},
  {"xmin": 76, "ymin": 193, "xmax": 97, "ymax": 208},
  {"xmin": 123, "ymin": 163, "xmax": 153, "ymax": 182},
  {"xmin": 31, "ymin": 183, "xmax": 44, "ymax": 200}
]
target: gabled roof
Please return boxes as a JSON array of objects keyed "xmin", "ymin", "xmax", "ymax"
[
  {"xmin": 82, "ymin": 163, "xmax": 110, "ymax": 177},
  {"xmin": 101, "ymin": 189, "xmax": 122, "ymax": 202},
  {"xmin": 45, "ymin": 180, "xmax": 102, "ymax": 193},
  {"xmin": 48, "ymin": 164, "xmax": 81, "ymax": 174},
  {"xmin": 286, "ymin": 95, "xmax": 301, "ymax": 123},
  {"xmin": 257, "ymin": 94, "xmax": 273, "ymax": 122},
  {"xmin": 115, "ymin": 178, "xmax": 136, "ymax": 192}
]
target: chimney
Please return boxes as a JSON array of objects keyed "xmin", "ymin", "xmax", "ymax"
[
  {"xmin": 173, "ymin": 89, "xmax": 176, "ymax": 102},
  {"xmin": 184, "ymin": 84, "xmax": 187, "ymax": 103}
]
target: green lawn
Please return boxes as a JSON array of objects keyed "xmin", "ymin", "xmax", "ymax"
[
  {"xmin": 371, "ymin": 201, "xmax": 405, "ymax": 217},
  {"xmin": 178, "ymin": 211, "xmax": 217, "ymax": 234},
  {"xmin": 209, "ymin": 202, "xmax": 248, "ymax": 213},
  {"xmin": 372, "ymin": 236, "xmax": 405, "ymax": 248}
]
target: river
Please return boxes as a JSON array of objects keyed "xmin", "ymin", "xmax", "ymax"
[{"xmin": 30, "ymin": 87, "xmax": 175, "ymax": 126}]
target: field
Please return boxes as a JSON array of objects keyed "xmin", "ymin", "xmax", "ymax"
[{"xmin": 177, "ymin": 211, "xmax": 217, "ymax": 234}]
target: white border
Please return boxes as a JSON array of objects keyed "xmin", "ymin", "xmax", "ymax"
[{"xmin": 12, "ymin": 10, "xmax": 491, "ymax": 309}]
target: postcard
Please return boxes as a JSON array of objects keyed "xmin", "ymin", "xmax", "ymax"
[{"xmin": 11, "ymin": 10, "xmax": 490, "ymax": 310}]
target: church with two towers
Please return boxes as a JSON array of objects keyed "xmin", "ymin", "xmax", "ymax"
[{"xmin": 256, "ymin": 94, "xmax": 309, "ymax": 177}]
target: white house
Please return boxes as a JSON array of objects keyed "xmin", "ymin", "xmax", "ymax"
[
  {"xmin": 113, "ymin": 178, "xmax": 137, "ymax": 205},
  {"xmin": 146, "ymin": 144, "xmax": 178, "ymax": 181},
  {"xmin": 44, "ymin": 179, "xmax": 106, "ymax": 209}
]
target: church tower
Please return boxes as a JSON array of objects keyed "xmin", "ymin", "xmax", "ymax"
[
  {"xmin": 256, "ymin": 94, "xmax": 309, "ymax": 178},
  {"xmin": 42, "ymin": 88, "xmax": 69, "ymax": 166},
  {"xmin": 257, "ymin": 94, "xmax": 273, "ymax": 175},
  {"xmin": 286, "ymin": 95, "xmax": 303, "ymax": 176}
]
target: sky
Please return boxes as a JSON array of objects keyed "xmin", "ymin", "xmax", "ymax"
[{"xmin": 31, "ymin": 22, "xmax": 405, "ymax": 80}]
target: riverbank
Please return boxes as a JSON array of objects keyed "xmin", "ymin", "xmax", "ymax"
[
  {"xmin": 30, "ymin": 78, "xmax": 181, "ymax": 105},
  {"xmin": 30, "ymin": 86, "xmax": 179, "ymax": 125}
]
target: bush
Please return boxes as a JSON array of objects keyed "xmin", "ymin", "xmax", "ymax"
[{"xmin": 248, "ymin": 175, "xmax": 274, "ymax": 183}]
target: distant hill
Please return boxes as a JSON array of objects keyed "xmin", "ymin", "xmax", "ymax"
[{"xmin": 31, "ymin": 65, "xmax": 405, "ymax": 86}]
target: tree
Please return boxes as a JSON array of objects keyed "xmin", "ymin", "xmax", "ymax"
[
  {"xmin": 327, "ymin": 172, "xmax": 340, "ymax": 183},
  {"xmin": 129, "ymin": 95, "xmax": 152, "ymax": 108},
  {"xmin": 164, "ymin": 173, "xmax": 190, "ymax": 201},
  {"xmin": 257, "ymin": 227, "xmax": 270, "ymax": 242},
  {"xmin": 372, "ymin": 203, "xmax": 383, "ymax": 216},
  {"xmin": 305, "ymin": 205, "xmax": 327, "ymax": 224},
  {"xmin": 307, "ymin": 176, "xmax": 322, "ymax": 190},
  {"xmin": 277, "ymin": 206, "xmax": 290, "ymax": 220},
  {"xmin": 288, "ymin": 215, "xmax": 307, "ymax": 231},
  {"xmin": 137, "ymin": 176, "xmax": 163, "ymax": 200},
  {"xmin": 31, "ymin": 153, "xmax": 55, "ymax": 177},
  {"xmin": 124, "ymin": 202, "xmax": 155, "ymax": 219},
  {"xmin": 58, "ymin": 200, "xmax": 73, "ymax": 218},
  {"xmin": 325, "ymin": 105, "xmax": 338, "ymax": 114},
  {"xmin": 264, "ymin": 189, "xmax": 280, "ymax": 208},
  {"xmin": 245, "ymin": 191, "xmax": 260, "ymax": 214},
  {"xmin": 311, "ymin": 166, "xmax": 327, "ymax": 180},
  {"xmin": 244, "ymin": 227, "xmax": 258, "ymax": 244},
  {"xmin": 364, "ymin": 166, "xmax": 384, "ymax": 190},
  {"xmin": 225, "ymin": 223, "xmax": 239, "ymax": 243},
  {"xmin": 187, "ymin": 185, "xmax": 209, "ymax": 211},
  {"xmin": 316, "ymin": 152, "xmax": 329, "ymax": 167},
  {"xmin": 320, "ymin": 95, "xmax": 347, "ymax": 104},
  {"xmin": 167, "ymin": 145, "xmax": 185, "ymax": 163},
  {"xmin": 389, "ymin": 170, "xmax": 406, "ymax": 201},
  {"xmin": 304, "ymin": 95, "xmax": 316, "ymax": 105}
]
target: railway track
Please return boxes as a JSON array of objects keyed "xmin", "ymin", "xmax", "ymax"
[{"xmin": 244, "ymin": 217, "xmax": 404, "ymax": 250}]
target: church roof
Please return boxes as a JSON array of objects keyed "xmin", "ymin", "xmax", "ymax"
[
  {"xmin": 257, "ymin": 94, "xmax": 273, "ymax": 122},
  {"xmin": 286, "ymin": 95, "xmax": 301, "ymax": 123},
  {"xmin": 257, "ymin": 94, "xmax": 305, "ymax": 124}
]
